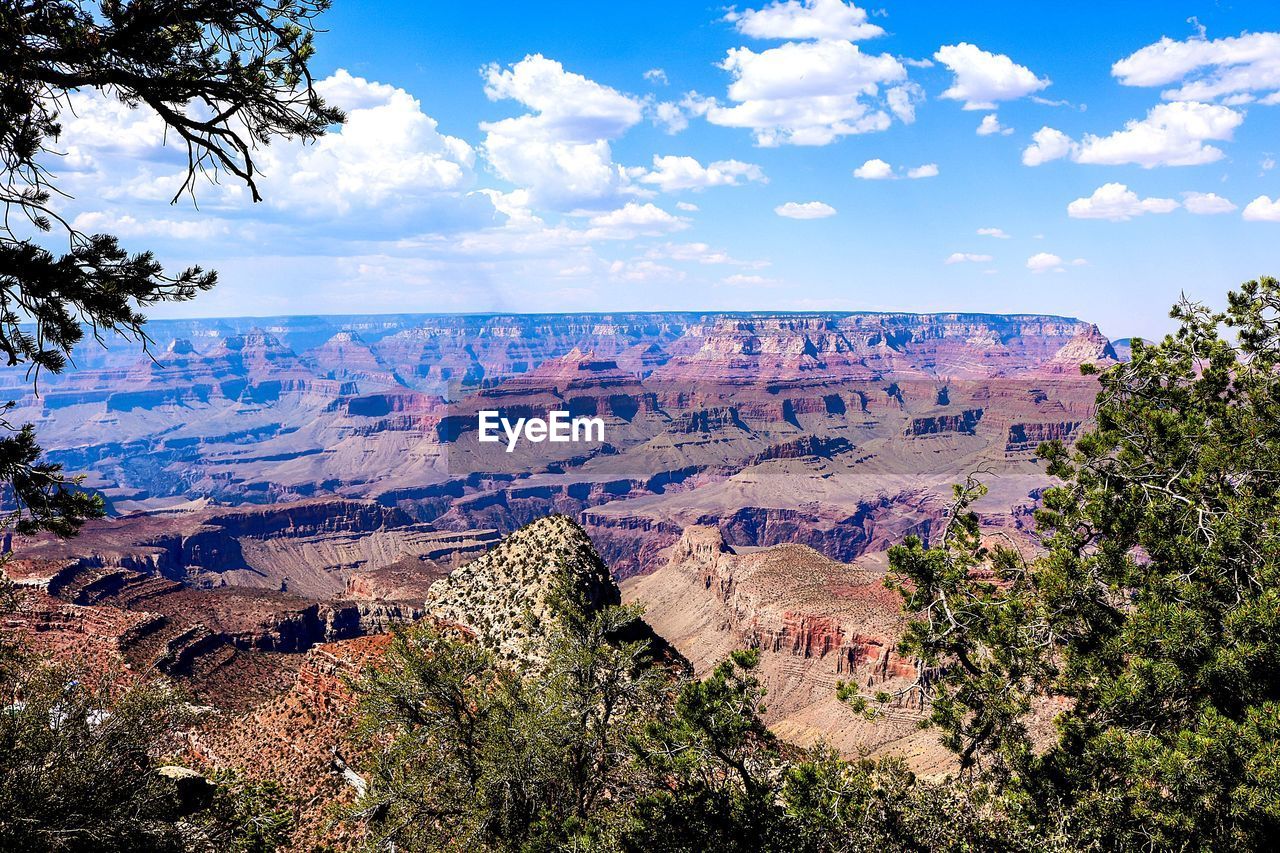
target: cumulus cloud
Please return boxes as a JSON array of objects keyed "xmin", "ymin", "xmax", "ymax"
[
  {"xmin": 675, "ymin": 201, "xmax": 700, "ymax": 211},
  {"xmin": 977, "ymin": 227, "xmax": 1010, "ymax": 238},
  {"xmin": 944, "ymin": 252, "xmax": 993, "ymax": 264},
  {"xmin": 265, "ymin": 70, "xmax": 478, "ymax": 215},
  {"xmin": 1067, "ymin": 183, "xmax": 1179, "ymax": 220},
  {"xmin": 630, "ymin": 155, "xmax": 766, "ymax": 192},
  {"xmin": 775, "ymin": 201, "xmax": 837, "ymax": 219},
  {"xmin": 1022, "ymin": 102, "xmax": 1242, "ymax": 168},
  {"xmin": 1074, "ymin": 101, "xmax": 1242, "ymax": 167},
  {"xmin": 644, "ymin": 68, "xmax": 669, "ymax": 85},
  {"xmin": 1026, "ymin": 252, "xmax": 1085, "ymax": 273},
  {"xmin": 57, "ymin": 91, "xmax": 168, "ymax": 164},
  {"xmin": 651, "ymin": 101, "xmax": 689, "ymax": 134},
  {"xmin": 853, "ymin": 158, "xmax": 893, "ymax": 179},
  {"xmin": 56, "ymin": 70, "xmax": 485, "ymax": 228},
  {"xmin": 480, "ymin": 55, "xmax": 644, "ymax": 207},
  {"xmin": 934, "ymin": 43, "xmax": 1050, "ymax": 110},
  {"xmin": 1022, "ymin": 126, "xmax": 1077, "ymax": 165},
  {"xmin": 697, "ymin": 37, "xmax": 915, "ymax": 146},
  {"xmin": 725, "ymin": 0, "xmax": 884, "ymax": 42},
  {"xmin": 1243, "ymin": 196, "xmax": 1280, "ymax": 221},
  {"xmin": 1182, "ymin": 191, "xmax": 1237, "ymax": 214},
  {"xmin": 853, "ymin": 158, "xmax": 936, "ymax": 179},
  {"xmin": 1112, "ymin": 31, "xmax": 1280, "ymax": 102},
  {"xmin": 977, "ymin": 113, "xmax": 1013, "ymax": 136},
  {"xmin": 585, "ymin": 202, "xmax": 690, "ymax": 238}
]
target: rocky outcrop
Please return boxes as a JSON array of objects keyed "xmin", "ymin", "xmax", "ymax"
[
  {"xmin": 424, "ymin": 515, "xmax": 677, "ymax": 668},
  {"xmin": 425, "ymin": 515, "xmax": 619, "ymax": 664},
  {"xmin": 904, "ymin": 408, "xmax": 984, "ymax": 436},
  {"xmin": 1005, "ymin": 420, "xmax": 1083, "ymax": 453}
]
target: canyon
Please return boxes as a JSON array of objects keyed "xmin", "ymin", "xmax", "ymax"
[{"xmin": 2, "ymin": 310, "xmax": 1115, "ymax": 783}]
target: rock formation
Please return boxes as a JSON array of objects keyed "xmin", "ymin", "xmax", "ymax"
[
  {"xmin": 625, "ymin": 526, "xmax": 947, "ymax": 766},
  {"xmin": 424, "ymin": 514, "xmax": 674, "ymax": 668}
]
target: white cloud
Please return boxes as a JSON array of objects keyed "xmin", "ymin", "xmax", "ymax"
[
  {"xmin": 853, "ymin": 158, "xmax": 937, "ymax": 179},
  {"xmin": 977, "ymin": 227, "xmax": 1010, "ymax": 238},
  {"xmin": 265, "ymin": 70, "xmax": 478, "ymax": 215},
  {"xmin": 480, "ymin": 55, "xmax": 644, "ymax": 207},
  {"xmin": 1074, "ymin": 102, "xmax": 1242, "ymax": 167},
  {"xmin": 775, "ymin": 201, "xmax": 837, "ymax": 219},
  {"xmin": 886, "ymin": 82, "xmax": 925, "ymax": 123},
  {"xmin": 1022, "ymin": 126, "xmax": 1077, "ymax": 166},
  {"xmin": 720, "ymin": 273, "xmax": 780, "ymax": 287},
  {"xmin": 945, "ymin": 252, "xmax": 993, "ymax": 264},
  {"xmin": 853, "ymin": 158, "xmax": 894, "ymax": 179},
  {"xmin": 651, "ymin": 242, "xmax": 732, "ymax": 264},
  {"xmin": 58, "ymin": 91, "xmax": 168, "ymax": 164},
  {"xmin": 698, "ymin": 39, "xmax": 912, "ymax": 146},
  {"xmin": 482, "ymin": 55, "xmax": 642, "ymax": 139},
  {"xmin": 977, "ymin": 113, "xmax": 1013, "ymax": 136},
  {"xmin": 630, "ymin": 155, "xmax": 766, "ymax": 192},
  {"xmin": 586, "ymin": 202, "xmax": 690, "ymax": 238},
  {"xmin": 420, "ymin": 198, "xmax": 693, "ymax": 261},
  {"xmin": 675, "ymin": 201, "xmax": 700, "ymax": 211},
  {"xmin": 1182, "ymin": 191, "xmax": 1237, "ymax": 214},
  {"xmin": 1112, "ymin": 32, "xmax": 1280, "ymax": 102},
  {"xmin": 1243, "ymin": 196, "xmax": 1280, "ymax": 221},
  {"xmin": 648, "ymin": 242, "xmax": 765, "ymax": 266},
  {"xmin": 1027, "ymin": 252, "xmax": 1066, "ymax": 273},
  {"xmin": 608, "ymin": 259, "xmax": 685, "ymax": 281},
  {"xmin": 1067, "ymin": 183, "xmax": 1179, "ymax": 221},
  {"xmin": 72, "ymin": 211, "xmax": 231, "ymax": 241},
  {"xmin": 651, "ymin": 101, "xmax": 689, "ymax": 134},
  {"xmin": 644, "ymin": 68, "xmax": 669, "ymax": 85},
  {"xmin": 57, "ymin": 70, "xmax": 484, "ymax": 227},
  {"xmin": 934, "ymin": 43, "xmax": 1050, "ymax": 110},
  {"xmin": 725, "ymin": 0, "xmax": 884, "ymax": 42},
  {"xmin": 1022, "ymin": 102, "xmax": 1242, "ymax": 169}
]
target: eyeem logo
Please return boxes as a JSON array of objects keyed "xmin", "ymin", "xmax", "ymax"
[{"xmin": 478, "ymin": 410, "xmax": 606, "ymax": 452}]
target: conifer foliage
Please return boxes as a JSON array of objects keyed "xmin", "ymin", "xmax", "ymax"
[
  {"xmin": 879, "ymin": 277, "xmax": 1280, "ymax": 849},
  {"xmin": 0, "ymin": 0, "xmax": 341, "ymax": 534}
]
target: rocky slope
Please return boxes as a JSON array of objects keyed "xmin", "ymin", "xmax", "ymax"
[
  {"xmin": 624, "ymin": 526, "xmax": 951, "ymax": 771},
  {"xmin": 9, "ymin": 499, "xmax": 496, "ymax": 598},
  {"xmin": 3, "ymin": 499, "xmax": 496, "ymax": 709}
]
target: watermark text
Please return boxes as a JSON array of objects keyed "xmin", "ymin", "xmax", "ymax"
[{"xmin": 478, "ymin": 410, "xmax": 605, "ymax": 452}]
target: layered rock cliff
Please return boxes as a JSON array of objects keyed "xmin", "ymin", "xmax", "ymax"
[{"xmin": 624, "ymin": 526, "xmax": 928, "ymax": 756}]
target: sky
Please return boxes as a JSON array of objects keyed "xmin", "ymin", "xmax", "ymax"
[{"xmin": 44, "ymin": 0, "xmax": 1280, "ymax": 339}]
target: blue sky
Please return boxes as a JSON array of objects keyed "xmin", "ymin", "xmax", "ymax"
[{"xmin": 48, "ymin": 1, "xmax": 1280, "ymax": 339}]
